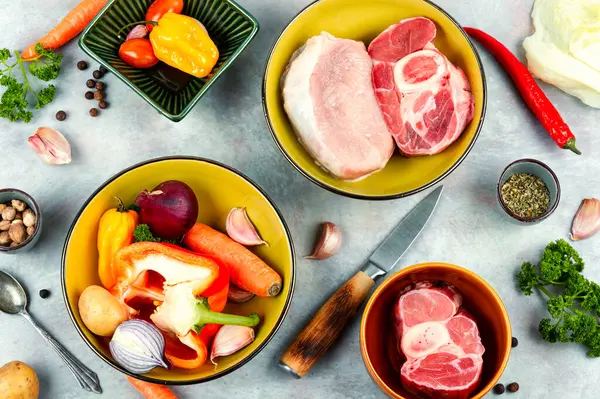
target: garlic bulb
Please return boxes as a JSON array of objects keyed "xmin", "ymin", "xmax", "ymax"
[
  {"xmin": 210, "ymin": 325, "xmax": 255, "ymax": 365},
  {"xmin": 306, "ymin": 222, "xmax": 342, "ymax": 260},
  {"xmin": 28, "ymin": 127, "xmax": 71, "ymax": 165},
  {"xmin": 571, "ymin": 198, "xmax": 600, "ymax": 241},
  {"xmin": 225, "ymin": 207, "xmax": 267, "ymax": 246},
  {"xmin": 109, "ymin": 320, "xmax": 169, "ymax": 374}
]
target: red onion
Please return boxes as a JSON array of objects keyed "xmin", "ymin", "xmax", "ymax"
[
  {"xmin": 109, "ymin": 319, "xmax": 169, "ymax": 374},
  {"xmin": 135, "ymin": 180, "xmax": 199, "ymax": 240}
]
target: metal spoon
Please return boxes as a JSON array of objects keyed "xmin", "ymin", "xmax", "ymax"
[{"xmin": 0, "ymin": 270, "xmax": 102, "ymax": 394}]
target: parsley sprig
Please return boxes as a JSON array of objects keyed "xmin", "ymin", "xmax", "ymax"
[
  {"xmin": 517, "ymin": 239, "xmax": 600, "ymax": 357},
  {"xmin": 0, "ymin": 44, "xmax": 62, "ymax": 122}
]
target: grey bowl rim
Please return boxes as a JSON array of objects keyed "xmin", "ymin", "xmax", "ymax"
[
  {"xmin": 496, "ymin": 158, "xmax": 561, "ymax": 223},
  {"xmin": 0, "ymin": 188, "xmax": 42, "ymax": 252}
]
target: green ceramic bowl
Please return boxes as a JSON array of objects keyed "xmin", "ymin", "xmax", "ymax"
[{"xmin": 79, "ymin": 0, "xmax": 259, "ymax": 122}]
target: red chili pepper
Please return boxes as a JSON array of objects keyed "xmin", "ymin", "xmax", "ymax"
[{"xmin": 464, "ymin": 27, "xmax": 581, "ymax": 155}]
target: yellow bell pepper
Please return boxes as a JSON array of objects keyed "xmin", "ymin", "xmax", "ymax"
[
  {"xmin": 149, "ymin": 12, "xmax": 219, "ymax": 79},
  {"xmin": 97, "ymin": 198, "xmax": 138, "ymax": 290}
]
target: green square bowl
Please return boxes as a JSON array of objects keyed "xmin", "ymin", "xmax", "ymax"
[{"xmin": 79, "ymin": 0, "xmax": 259, "ymax": 121}]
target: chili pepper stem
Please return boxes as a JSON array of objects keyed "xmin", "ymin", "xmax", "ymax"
[
  {"xmin": 193, "ymin": 298, "xmax": 260, "ymax": 328},
  {"xmin": 117, "ymin": 21, "xmax": 158, "ymax": 40},
  {"xmin": 563, "ymin": 139, "xmax": 582, "ymax": 155}
]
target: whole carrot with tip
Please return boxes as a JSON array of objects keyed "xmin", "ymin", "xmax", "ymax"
[
  {"xmin": 22, "ymin": 0, "xmax": 108, "ymax": 60},
  {"xmin": 184, "ymin": 223, "xmax": 283, "ymax": 297}
]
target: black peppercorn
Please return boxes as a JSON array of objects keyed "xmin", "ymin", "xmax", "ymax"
[
  {"xmin": 93, "ymin": 69, "xmax": 103, "ymax": 79},
  {"xmin": 55, "ymin": 110, "xmax": 67, "ymax": 121},
  {"xmin": 86, "ymin": 79, "xmax": 96, "ymax": 88},
  {"xmin": 494, "ymin": 384, "xmax": 505, "ymax": 394},
  {"xmin": 98, "ymin": 101, "xmax": 108, "ymax": 109},
  {"xmin": 85, "ymin": 91, "xmax": 94, "ymax": 100},
  {"xmin": 99, "ymin": 65, "xmax": 108, "ymax": 74},
  {"xmin": 95, "ymin": 81, "xmax": 104, "ymax": 90},
  {"xmin": 94, "ymin": 90, "xmax": 104, "ymax": 101},
  {"xmin": 89, "ymin": 108, "xmax": 99, "ymax": 117},
  {"xmin": 507, "ymin": 383, "xmax": 519, "ymax": 393},
  {"xmin": 77, "ymin": 60, "xmax": 88, "ymax": 70},
  {"xmin": 39, "ymin": 289, "xmax": 50, "ymax": 299},
  {"xmin": 511, "ymin": 337, "xmax": 518, "ymax": 348}
]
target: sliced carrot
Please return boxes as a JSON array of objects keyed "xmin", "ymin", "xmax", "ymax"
[
  {"xmin": 22, "ymin": 0, "xmax": 108, "ymax": 60},
  {"xmin": 184, "ymin": 223, "xmax": 283, "ymax": 297},
  {"xmin": 126, "ymin": 376, "xmax": 178, "ymax": 399}
]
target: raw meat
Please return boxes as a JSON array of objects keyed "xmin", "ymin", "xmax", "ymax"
[
  {"xmin": 282, "ymin": 32, "xmax": 395, "ymax": 181},
  {"xmin": 392, "ymin": 281, "xmax": 485, "ymax": 399},
  {"xmin": 369, "ymin": 18, "xmax": 475, "ymax": 156}
]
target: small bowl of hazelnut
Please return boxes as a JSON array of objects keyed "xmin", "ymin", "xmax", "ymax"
[{"xmin": 0, "ymin": 188, "xmax": 42, "ymax": 254}]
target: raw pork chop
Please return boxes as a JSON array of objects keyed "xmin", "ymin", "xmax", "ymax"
[
  {"xmin": 392, "ymin": 281, "xmax": 485, "ymax": 399},
  {"xmin": 282, "ymin": 32, "xmax": 394, "ymax": 181},
  {"xmin": 369, "ymin": 18, "xmax": 475, "ymax": 156}
]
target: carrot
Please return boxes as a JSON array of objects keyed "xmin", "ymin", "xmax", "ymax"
[
  {"xmin": 126, "ymin": 376, "xmax": 178, "ymax": 399},
  {"xmin": 184, "ymin": 223, "xmax": 283, "ymax": 297},
  {"xmin": 22, "ymin": 0, "xmax": 108, "ymax": 60}
]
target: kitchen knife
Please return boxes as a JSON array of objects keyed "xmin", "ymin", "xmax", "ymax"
[{"xmin": 279, "ymin": 185, "xmax": 444, "ymax": 378}]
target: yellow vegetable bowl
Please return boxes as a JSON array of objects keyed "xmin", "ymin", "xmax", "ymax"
[
  {"xmin": 263, "ymin": 0, "xmax": 486, "ymax": 199},
  {"xmin": 61, "ymin": 157, "xmax": 295, "ymax": 384}
]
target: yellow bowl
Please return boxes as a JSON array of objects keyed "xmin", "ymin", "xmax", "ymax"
[
  {"xmin": 263, "ymin": 0, "xmax": 486, "ymax": 199},
  {"xmin": 360, "ymin": 263, "xmax": 511, "ymax": 398},
  {"xmin": 61, "ymin": 157, "xmax": 295, "ymax": 384}
]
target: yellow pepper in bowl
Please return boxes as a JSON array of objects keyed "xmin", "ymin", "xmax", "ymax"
[{"xmin": 149, "ymin": 12, "xmax": 219, "ymax": 79}]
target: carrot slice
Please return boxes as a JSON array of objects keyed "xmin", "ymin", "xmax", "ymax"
[
  {"xmin": 126, "ymin": 376, "xmax": 178, "ymax": 399},
  {"xmin": 22, "ymin": 0, "xmax": 108, "ymax": 60},
  {"xmin": 184, "ymin": 223, "xmax": 283, "ymax": 297}
]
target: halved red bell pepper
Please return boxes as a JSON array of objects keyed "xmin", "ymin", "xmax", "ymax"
[
  {"xmin": 163, "ymin": 263, "xmax": 230, "ymax": 369},
  {"xmin": 110, "ymin": 242, "xmax": 220, "ymax": 307}
]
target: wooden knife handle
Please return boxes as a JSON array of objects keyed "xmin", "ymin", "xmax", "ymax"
[{"xmin": 280, "ymin": 271, "xmax": 375, "ymax": 378}]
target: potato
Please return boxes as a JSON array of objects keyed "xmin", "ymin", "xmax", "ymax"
[
  {"xmin": 78, "ymin": 285, "xmax": 128, "ymax": 336},
  {"xmin": 0, "ymin": 361, "xmax": 39, "ymax": 399}
]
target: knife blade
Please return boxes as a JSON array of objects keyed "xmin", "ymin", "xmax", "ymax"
[
  {"xmin": 279, "ymin": 185, "xmax": 444, "ymax": 378},
  {"xmin": 363, "ymin": 185, "xmax": 444, "ymax": 280}
]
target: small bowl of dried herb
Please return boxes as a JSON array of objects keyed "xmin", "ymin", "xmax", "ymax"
[{"xmin": 497, "ymin": 159, "xmax": 560, "ymax": 224}]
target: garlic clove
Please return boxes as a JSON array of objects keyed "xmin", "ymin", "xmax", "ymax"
[
  {"xmin": 571, "ymin": 198, "xmax": 600, "ymax": 241},
  {"xmin": 28, "ymin": 127, "xmax": 72, "ymax": 165},
  {"xmin": 225, "ymin": 207, "xmax": 267, "ymax": 246},
  {"xmin": 210, "ymin": 325, "xmax": 255, "ymax": 365},
  {"xmin": 227, "ymin": 284, "xmax": 255, "ymax": 303},
  {"xmin": 306, "ymin": 222, "xmax": 342, "ymax": 260},
  {"xmin": 126, "ymin": 24, "xmax": 149, "ymax": 41}
]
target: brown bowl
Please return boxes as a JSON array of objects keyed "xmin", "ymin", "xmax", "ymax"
[{"xmin": 360, "ymin": 262, "xmax": 511, "ymax": 399}]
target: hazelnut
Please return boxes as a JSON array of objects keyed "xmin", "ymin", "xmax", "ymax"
[
  {"xmin": 0, "ymin": 220, "xmax": 10, "ymax": 231},
  {"xmin": 0, "ymin": 203, "xmax": 6, "ymax": 212},
  {"xmin": 0, "ymin": 231, "xmax": 10, "ymax": 245},
  {"xmin": 14, "ymin": 212, "xmax": 22, "ymax": 220},
  {"xmin": 2, "ymin": 206, "xmax": 16, "ymax": 221},
  {"xmin": 8, "ymin": 222, "xmax": 27, "ymax": 244},
  {"xmin": 27, "ymin": 225, "xmax": 36, "ymax": 236},
  {"xmin": 11, "ymin": 219, "xmax": 23, "ymax": 225},
  {"xmin": 11, "ymin": 199, "xmax": 26, "ymax": 212},
  {"xmin": 23, "ymin": 209, "xmax": 36, "ymax": 227},
  {"xmin": 10, "ymin": 241, "xmax": 19, "ymax": 248}
]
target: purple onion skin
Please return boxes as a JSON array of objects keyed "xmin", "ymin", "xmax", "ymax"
[{"xmin": 136, "ymin": 180, "xmax": 199, "ymax": 240}]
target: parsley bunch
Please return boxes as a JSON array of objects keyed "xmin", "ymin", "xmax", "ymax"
[
  {"xmin": 133, "ymin": 224, "xmax": 178, "ymax": 244},
  {"xmin": 517, "ymin": 239, "xmax": 600, "ymax": 357},
  {"xmin": 0, "ymin": 43, "xmax": 62, "ymax": 122}
]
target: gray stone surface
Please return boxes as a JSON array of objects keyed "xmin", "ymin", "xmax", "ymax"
[{"xmin": 1, "ymin": 0, "xmax": 599, "ymax": 398}]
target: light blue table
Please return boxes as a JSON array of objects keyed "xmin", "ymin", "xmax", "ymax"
[{"xmin": 1, "ymin": 0, "xmax": 599, "ymax": 398}]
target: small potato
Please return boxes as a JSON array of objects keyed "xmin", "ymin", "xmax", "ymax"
[
  {"xmin": 0, "ymin": 361, "xmax": 39, "ymax": 399},
  {"xmin": 78, "ymin": 285, "xmax": 128, "ymax": 336}
]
